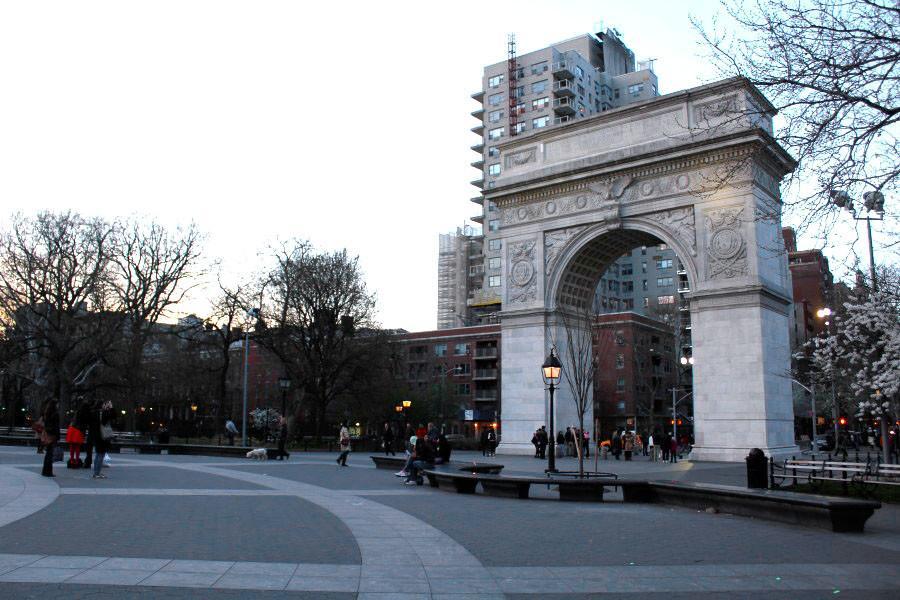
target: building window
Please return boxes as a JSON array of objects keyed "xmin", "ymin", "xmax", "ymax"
[
  {"xmin": 455, "ymin": 362, "xmax": 470, "ymax": 374},
  {"xmin": 488, "ymin": 201, "xmax": 498, "ymax": 212},
  {"xmin": 514, "ymin": 85, "xmax": 525, "ymax": 98},
  {"xmin": 434, "ymin": 344, "xmax": 447, "ymax": 357},
  {"xmin": 488, "ymin": 147, "xmax": 500, "ymax": 158},
  {"xmin": 489, "ymin": 275, "xmax": 501, "ymax": 287},
  {"xmin": 658, "ymin": 243, "xmax": 668, "ymax": 250},
  {"xmin": 574, "ymin": 65, "xmax": 584, "ymax": 78},
  {"xmin": 456, "ymin": 383, "xmax": 470, "ymax": 396},
  {"xmin": 657, "ymin": 259, "xmax": 673, "ymax": 269},
  {"xmin": 468, "ymin": 264, "xmax": 484, "ymax": 276},
  {"xmin": 488, "ymin": 219, "xmax": 499, "ymax": 232},
  {"xmin": 489, "ymin": 257, "xmax": 501, "ymax": 270},
  {"xmin": 488, "ymin": 239, "xmax": 501, "ymax": 251},
  {"xmin": 622, "ymin": 281, "xmax": 634, "ymax": 293},
  {"xmin": 488, "ymin": 109, "xmax": 503, "ymax": 123},
  {"xmin": 488, "ymin": 164, "xmax": 501, "ymax": 176},
  {"xmin": 616, "ymin": 378, "xmax": 626, "ymax": 392},
  {"xmin": 532, "ymin": 80, "xmax": 548, "ymax": 94},
  {"xmin": 628, "ymin": 83, "xmax": 644, "ymax": 97},
  {"xmin": 642, "ymin": 297, "xmax": 649, "ymax": 308},
  {"xmin": 532, "ymin": 116, "xmax": 550, "ymax": 129},
  {"xmin": 615, "ymin": 353, "xmax": 625, "ymax": 369},
  {"xmin": 488, "ymin": 93, "xmax": 504, "ymax": 106},
  {"xmin": 621, "ymin": 263, "xmax": 633, "ymax": 276},
  {"xmin": 658, "ymin": 295, "xmax": 675, "ymax": 304},
  {"xmin": 531, "ymin": 61, "xmax": 548, "ymax": 75},
  {"xmin": 623, "ymin": 298, "xmax": 634, "ymax": 309},
  {"xmin": 657, "ymin": 277, "xmax": 673, "ymax": 287},
  {"xmin": 454, "ymin": 343, "xmax": 469, "ymax": 356},
  {"xmin": 642, "ymin": 280, "xmax": 648, "ymax": 291},
  {"xmin": 488, "ymin": 74, "xmax": 504, "ymax": 88},
  {"xmin": 514, "ymin": 122, "xmax": 526, "ymax": 134},
  {"xmin": 641, "ymin": 261, "xmax": 647, "ymax": 273},
  {"xmin": 614, "ymin": 88, "xmax": 620, "ymax": 99},
  {"xmin": 488, "ymin": 127, "xmax": 504, "ymax": 140},
  {"xmin": 532, "ymin": 97, "xmax": 550, "ymax": 111},
  {"xmin": 513, "ymin": 102, "xmax": 525, "ymax": 115}
]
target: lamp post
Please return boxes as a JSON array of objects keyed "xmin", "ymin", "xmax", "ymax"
[
  {"xmin": 278, "ymin": 377, "xmax": 291, "ymax": 418},
  {"xmin": 542, "ymin": 348, "xmax": 562, "ymax": 474},
  {"xmin": 829, "ymin": 190, "xmax": 886, "ymax": 292},
  {"xmin": 241, "ymin": 307, "xmax": 260, "ymax": 448},
  {"xmin": 816, "ymin": 307, "xmax": 841, "ymax": 442}
]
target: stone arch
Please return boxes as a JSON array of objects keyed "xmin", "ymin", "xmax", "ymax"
[{"xmin": 546, "ymin": 217, "xmax": 700, "ymax": 312}]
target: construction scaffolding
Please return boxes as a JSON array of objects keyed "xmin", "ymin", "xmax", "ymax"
[
  {"xmin": 437, "ymin": 226, "xmax": 480, "ymax": 329},
  {"xmin": 507, "ymin": 34, "xmax": 519, "ymax": 137}
]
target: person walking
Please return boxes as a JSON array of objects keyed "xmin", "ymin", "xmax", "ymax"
[
  {"xmin": 381, "ymin": 422, "xmax": 395, "ymax": 456},
  {"xmin": 611, "ymin": 430, "xmax": 621, "ymax": 460},
  {"xmin": 276, "ymin": 417, "xmax": 290, "ymax": 460},
  {"xmin": 623, "ymin": 430, "xmax": 635, "ymax": 461},
  {"xmin": 564, "ymin": 427, "xmax": 574, "ymax": 457},
  {"xmin": 480, "ymin": 426, "xmax": 489, "ymax": 457},
  {"xmin": 669, "ymin": 433, "xmax": 678, "ymax": 464},
  {"xmin": 225, "ymin": 418, "xmax": 239, "ymax": 446},
  {"xmin": 40, "ymin": 399, "xmax": 60, "ymax": 477},
  {"xmin": 88, "ymin": 400, "xmax": 114, "ymax": 479},
  {"xmin": 538, "ymin": 426, "xmax": 548, "ymax": 459},
  {"xmin": 486, "ymin": 426, "xmax": 497, "ymax": 457},
  {"xmin": 336, "ymin": 422, "xmax": 351, "ymax": 467},
  {"xmin": 647, "ymin": 432, "xmax": 656, "ymax": 462},
  {"xmin": 583, "ymin": 429, "xmax": 590, "ymax": 459}
]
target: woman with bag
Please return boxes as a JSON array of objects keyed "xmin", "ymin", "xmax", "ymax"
[
  {"xmin": 336, "ymin": 421, "xmax": 351, "ymax": 467},
  {"xmin": 88, "ymin": 400, "xmax": 114, "ymax": 479},
  {"xmin": 40, "ymin": 399, "xmax": 60, "ymax": 477}
]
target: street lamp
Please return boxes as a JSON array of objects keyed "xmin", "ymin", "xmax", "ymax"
[
  {"xmin": 241, "ymin": 307, "xmax": 260, "ymax": 447},
  {"xmin": 542, "ymin": 347, "xmax": 562, "ymax": 474},
  {"xmin": 815, "ymin": 307, "xmax": 840, "ymax": 441},
  {"xmin": 829, "ymin": 190, "xmax": 886, "ymax": 292},
  {"xmin": 278, "ymin": 377, "xmax": 291, "ymax": 418}
]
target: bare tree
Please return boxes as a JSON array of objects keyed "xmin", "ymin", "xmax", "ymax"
[
  {"xmin": 692, "ymin": 1, "xmax": 899, "ymax": 234},
  {"xmin": 108, "ymin": 219, "xmax": 202, "ymax": 428},
  {"xmin": 258, "ymin": 241, "xmax": 378, "ymax": 439},
  {"xmin": 0, "ymin": 212, "xmax": 117, "ymax": 414},
  {"xmin": 558, "ymin": 306, "xmax": 598, "ymax": 477}
]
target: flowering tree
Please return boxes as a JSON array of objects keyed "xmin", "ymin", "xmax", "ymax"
[{"xmin": 812, "ymin": 283, "xmax": 900, "ymax": 462}]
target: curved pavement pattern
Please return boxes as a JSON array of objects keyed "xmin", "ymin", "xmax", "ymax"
[{"xmin": 0, "ymin": 449, "xmax": 898, "ymax": 598}]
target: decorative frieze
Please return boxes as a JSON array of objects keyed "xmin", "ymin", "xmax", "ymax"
[
  {"xmin": 544, "ymin": 226, "xmax": 587, "ymax": 275},
  {"xmin": 504, "ymin": 147, "xmax": 537, "ymax": 169}
]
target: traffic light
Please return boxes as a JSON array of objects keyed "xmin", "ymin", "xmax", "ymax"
[{"xmin": 838, "ymin": 416, "xmax": 848, "ymax": 427}]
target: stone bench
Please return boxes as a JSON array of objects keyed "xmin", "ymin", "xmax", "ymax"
[
  {"xmin": 423, "ymin": 470, "xmax": 609, "ymax": 501},
  {"xmin": 370, "ymin": 455, "xmax": 407, "ymax": 470},
  {"xmin": 647, "ymin": 481, "xmax": 881, "ymax": 532}
]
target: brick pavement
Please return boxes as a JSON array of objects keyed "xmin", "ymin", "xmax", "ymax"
[{"xmin": 0, "ymin": 446, "xmax": 897, "ymax": 598}]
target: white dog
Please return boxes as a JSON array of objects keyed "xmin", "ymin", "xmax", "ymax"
[{"xmin": 246, "ymin": 448, "xmax": 268, "ymax": 460}]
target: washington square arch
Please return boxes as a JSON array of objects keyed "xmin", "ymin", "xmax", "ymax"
[{"xmin": 488, "ymin": 78, "xmax": 799, "ymax": 462}]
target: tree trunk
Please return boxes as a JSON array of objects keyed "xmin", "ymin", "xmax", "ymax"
[
  {"xmin": 578, "ymin": 415, "xmax": 585, "ymax": 478},
  {"xmin": 881, "ymin": 418, "xmax": 892, "ymax": 465}
]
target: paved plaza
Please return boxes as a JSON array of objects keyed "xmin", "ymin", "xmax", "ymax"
[{"xmin": 0, "ymin": 446, "xmax": 898, "ymax": 599}]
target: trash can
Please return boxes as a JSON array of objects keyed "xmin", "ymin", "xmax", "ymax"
[{"xmin": 746, "ymin": 448, "xmax": 768, "ymax": 489}]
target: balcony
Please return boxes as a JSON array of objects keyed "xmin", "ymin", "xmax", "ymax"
[
  {"xmin": 475, "ymin": 390, "xmax": 499, "ymax": 401},
  {"xmin": 553, "ymin": 97, "xmax": 576, "ymax": 115},
  {"xmin": 553, "ymin": 79, "xmax": 576, "ymax": 97},
  {"xmin": 470, "ymin": 159, "xmax": 484, "ymax": 170},
  {"xmin": 471, "ymin": 90, "xmax": 485, "ymax": 102},
  {"xmin": 679, "ymin": 302, "xmax": 690, "ymax": 312},
  {"xmin": 470, "ymin": 142, "xmax": 484, "ymax": 154},
  {"xmin": 552, "ymin": 60, "xmax": 575, "ymax": 79},
  {"xmin": 678, "ymin": 283, "xmax": 691, "ymax": 293},
  {"xmin": 475, "ymin": 347, "xmax": 498, "ymax": 359},
  {"xmin": 474, "ymin": 368, "xmax": 498, "ymax": 380},
  {"xmin": 471, "ymin": 178, "xmax": 484, "ymax": 189},
  {"xmin": 471, "ymin": 108, "xmax": 485, "ymax": 119},
  {"xmin": 470, "ymin": 196, "xmax": 484, "ymax": 206},
  {"xmin": 471, "ymin": 124, "xmax": 484, "ymax": 135},
  {"xmin": 553, "ymin": 115, "xmax": 573, "ymax": 125},
  {"xmin": 471, "ymin": 214, "xmax": 484, "ymax": 224}
]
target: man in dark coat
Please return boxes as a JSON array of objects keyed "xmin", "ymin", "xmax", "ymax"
[{"xmin": 40, "ymin": 399, "xmax": 60, "ymax": 477}]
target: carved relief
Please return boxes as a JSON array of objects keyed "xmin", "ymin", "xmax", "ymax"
[
  {"xmin": 504, "ymin": 147, "xmax": 537, "ymax": 169},
  {"xmin": 501, "ymin": 175, "xmax": 632, "ymax": 226},
  {"xmin": 705, "ymin": 207, "xmax": 747, "ymax": 280},
  {"xmin": 544, "ymin": 226, "xmax": 587, "ymax": 275},
  {"xmin": 645, "ymin": 207, "xmax": 697, "ymax": 256},
  {"xmin": 693, "ymin": 95, "xmax": 738, "ymax": 124},
  {"xmin": 507, "ymin": 240, "xmax": 538, "ymax": 305},
  {"xmin": 635, "ymin": 173, "xmax": 692, "ymax": 201}
]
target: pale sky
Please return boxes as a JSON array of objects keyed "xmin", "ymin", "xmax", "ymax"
[{"xmin": 0, "ymin": 1, "xmax": 885, "ymax": 331}]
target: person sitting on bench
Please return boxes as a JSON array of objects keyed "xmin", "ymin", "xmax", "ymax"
[{"xmin": 405, "ymin": 436, "xmax": 435, "ymax": 486}]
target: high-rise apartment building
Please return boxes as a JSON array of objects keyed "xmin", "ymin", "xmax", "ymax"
[{"xmin": 437, "ymin": 29, "xmax": 659, "ymax": 329}]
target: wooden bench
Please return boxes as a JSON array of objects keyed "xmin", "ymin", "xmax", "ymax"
[
  {"xmin": 649, "ymin": 481, "xmax": 881, "ymax": 532},
  {"xmin": 771, "ymin": 457, "xmax": 900, "ymax": 495}
]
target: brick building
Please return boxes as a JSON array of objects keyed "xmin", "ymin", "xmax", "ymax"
[
  {"xmin": 593, "ymin": 312, "xmax": 678, "ymax": 438},
  {"xmin": 783, "ymin": 227, "xmax": 834, "ymax": 350},
  {"xmin": 393, "ymin": 325, "xmax": 500, "ymax": 438}
]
